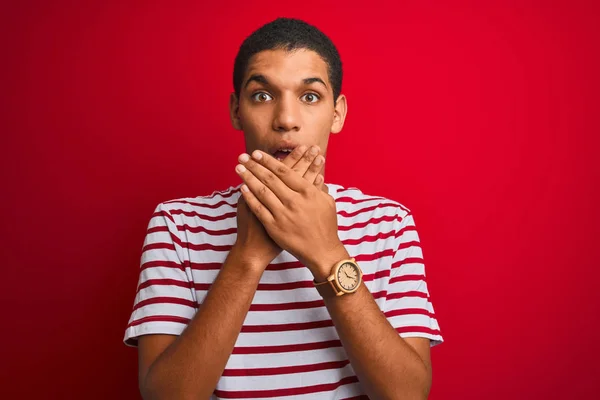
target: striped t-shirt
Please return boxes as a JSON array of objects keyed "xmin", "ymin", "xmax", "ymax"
[{"xmin": 124, "ymin": 183, "xmax": 443, "ymax": 399}]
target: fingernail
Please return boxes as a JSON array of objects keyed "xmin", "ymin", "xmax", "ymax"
[
  {"xmin": 238, "ymin": 153, "xmax": 250, "ymax": 163},
  {"xmin": 241, "ymin": 184, "xmax": 249, "ymax": 193},
  {"xmin": 236, "ymin": 164, "xmax": 246, "ymax": 173},
  {"xmin": 297, "ymin": 145, "xmax": 307, "ymax": 153},
  {"xmin": 314, "ymin": 156, "xmax": 323, "ymax": 166},
  {"xmin": 252, "ymin": 150, "xmax": 263, "ymax": 160},
  {"xmin": 309, "ymin": 146, "xmax": 318, "ymax": 156}
]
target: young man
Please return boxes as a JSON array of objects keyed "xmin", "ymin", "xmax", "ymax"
[{"xmin": 124, "ymin": 17, "xmax": 443, "ymax": 400}]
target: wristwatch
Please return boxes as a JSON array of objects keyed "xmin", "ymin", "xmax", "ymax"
[{"xmin": 313, "ymin": 258, "xmax": 363, "ymax": 297}]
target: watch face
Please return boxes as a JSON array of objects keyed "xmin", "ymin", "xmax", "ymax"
[{"xmin": 337, "ymin": 262, "xmax": 360, "ymax": 291}]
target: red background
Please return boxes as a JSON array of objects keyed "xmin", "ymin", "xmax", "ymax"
[{"xmin": 2, "ymin": 1, "xmax": 599, "ymax": 399}]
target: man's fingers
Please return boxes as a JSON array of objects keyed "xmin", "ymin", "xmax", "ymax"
[
  {"xmin": 235, "ymin": 159, "xmax": 283, "ymax": 215},
  {"xmin": 314, "ymin": 174, "xmax": 327, "ymax": 192},
  {"xmin": 303, "ymin": 154, "xmax": 325, "ymax": 184},
  {"xmin": 239, "ymin": 184, "xmax": 275, "ymax": 225},
  {"xmin": 248, "ymin": 150, "xmax": 307, "ymax": 193},
  {"xmin": 290, "ymin": 145, "xmax": 320, "ymax": 177},
  {"xmin": 281, "ymin": 145, "xmax": 308, "ymax": 168},
  {"xmin": 279, "ymin": 145, "xmax": 326, "ymax": 185}
]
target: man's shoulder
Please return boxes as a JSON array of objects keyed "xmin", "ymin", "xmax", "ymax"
[
  {"xmin": 329, "ymin": 183, "xmax": 412, "ymax": 219},
  {"xmin": 154, "ymin": 184, "xmax": 242, "ymax": 216}
]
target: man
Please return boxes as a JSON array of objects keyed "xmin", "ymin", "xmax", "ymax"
[{"xmin": 124, "ymin": 17, "xmax": 443, "ymax": 400}]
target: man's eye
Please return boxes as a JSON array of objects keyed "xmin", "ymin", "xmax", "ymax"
[
  {"xmin": 252, "ymin": 92, "xmax": 273, "ymax": 102},
  {"xmin": 302, "ymin": 93, "xmax": 320, "ymax": 103}
]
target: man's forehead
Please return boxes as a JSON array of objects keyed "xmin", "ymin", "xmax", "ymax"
[{"xmin": 244, "ymin": 48, "xmax": 329, "ymax": 86}]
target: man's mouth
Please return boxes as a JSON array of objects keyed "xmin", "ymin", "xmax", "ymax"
[
  {"xmin": 272, "ymin": 148, "xmax": 294, "ymax": 161},
  {"xmin": 270, "ymin": 144, "xmax": 298, "ymax": 161}
]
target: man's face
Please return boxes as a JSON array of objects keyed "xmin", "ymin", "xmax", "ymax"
[{"xmin": 230, "ymin": 48, "xmax": 347, "ymax": 163}]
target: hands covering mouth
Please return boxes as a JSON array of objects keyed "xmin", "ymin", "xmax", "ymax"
[{"xmin": 233, "ymin": 145, "xmax": 348, "ymax": 282}]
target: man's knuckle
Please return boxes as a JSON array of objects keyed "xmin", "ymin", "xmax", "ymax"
[
  {"xmin": 263, "ymin": 172, "xmax": 275, "ymax": 183},
  {"xmin": 299, "ymin": 185, "xmax": 310, "ymax": 196},
  {"xmin": 285, "ymin": 197, "xmax": 295, "ymax": 209}
]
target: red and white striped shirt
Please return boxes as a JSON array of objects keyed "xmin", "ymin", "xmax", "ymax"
[{"xmin": 124, "ymin": 183, "xmax": 443, "ymax": 399}]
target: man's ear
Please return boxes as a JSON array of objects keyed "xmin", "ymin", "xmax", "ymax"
[
  {"xmin": 229, "ymin": 92, "xmax": 243, "ymax": 130},
  {"xmin": 330, "ymin": 94, "xmax": 347, "ymax": 134}
]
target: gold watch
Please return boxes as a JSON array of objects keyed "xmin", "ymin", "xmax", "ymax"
[{"xmin": 313, "ymin": 258, "xmax": 363, "ymax": 297}]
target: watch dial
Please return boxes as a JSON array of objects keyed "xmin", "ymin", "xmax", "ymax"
[{"xmin": 338, "ymin": 263, "xmax": 359, "ymax": 291}]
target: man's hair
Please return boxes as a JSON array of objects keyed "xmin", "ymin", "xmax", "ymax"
[{"xmin": 233, "ymin": 17, "xmax": 343, "ymax": 105}]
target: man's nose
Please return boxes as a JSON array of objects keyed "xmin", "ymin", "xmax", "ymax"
[{"xmin": 272, "ymin": 94, "xmax": 300, "ymax": 133}]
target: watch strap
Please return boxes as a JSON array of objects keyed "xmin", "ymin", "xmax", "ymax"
[{"xmin": 314, "ymin": 275, "xmax": 345, "ymax": 297}]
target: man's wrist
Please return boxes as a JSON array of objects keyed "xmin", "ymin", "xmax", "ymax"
[
  {"xmin": 308, "ymin": 243, "xmax": 350, "ymax": 282},
  {"xmin": 227, "ymin": 243, "xmax": 271, "ymax": 276}
]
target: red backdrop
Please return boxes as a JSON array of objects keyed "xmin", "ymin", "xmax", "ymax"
[{"xmin": 2, "ymin": 1, "xmax": 599, "ymax": 399}]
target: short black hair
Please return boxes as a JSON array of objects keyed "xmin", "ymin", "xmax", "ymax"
[{"xmin": 233, "ymin": 17, "xmax": 343, "ymax": 105}]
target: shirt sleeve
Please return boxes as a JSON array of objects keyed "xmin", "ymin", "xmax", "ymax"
[
  {"xmin": 383, "ymin": 212, "xmax": 444, "ymax": 347},
  {"xmin": 123, "ymin": 203, "xmax": 197, "ymax": 347}
]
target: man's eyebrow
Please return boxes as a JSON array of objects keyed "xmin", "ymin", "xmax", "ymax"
[
  {"xmin": 244, "ymin": 74, "xmax": 269, "ymax": 88},
  {"xmin": 244, "ymin": 74, "xmax": 328, "ymax": 89},
  {"xmin": 303, "ymin": 77, "xmax": 328, "ymax": 89}
]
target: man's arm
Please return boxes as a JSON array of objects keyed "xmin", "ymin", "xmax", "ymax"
[
  {"xmin": 138, "ymin": 246, "xmax": 263, "ymax": 400},
  {"xmin": 311, "ymin": 248, "xmax": 432, "ymax": 400},
  {"xmin": 136, "ymin": 146, "xmax": 325, "ymax": 399}
]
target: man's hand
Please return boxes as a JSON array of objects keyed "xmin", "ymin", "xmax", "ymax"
[
  {"xmin": 235, "ymin": 148, "xmax": 347, "ymax": 280},
  {"xmin": 232, "ymin": 145, "xmax": 326, "ymax": 270}
]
